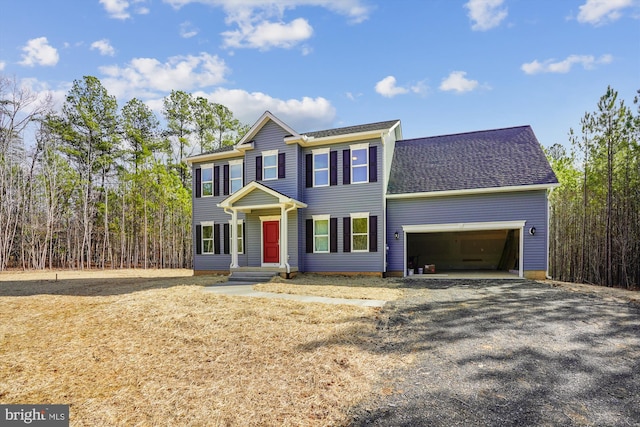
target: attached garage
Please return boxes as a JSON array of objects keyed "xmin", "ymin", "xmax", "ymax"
[{"xmin": 402, "ymin": 221, "xmax": 525, "ymax": 277}]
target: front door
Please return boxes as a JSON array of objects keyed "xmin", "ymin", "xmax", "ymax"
[{"xmin": 263, "ymin": 220, "xmax": 280, "ymax": 264}]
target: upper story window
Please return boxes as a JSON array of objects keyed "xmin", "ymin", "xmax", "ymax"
[
  {"xmin": 351, "ymin": 144, "xmax": 369, "ymax": 184},
  {"xmin": 201, "ymin": 164, "xmax": 213, "ymax": 197},
  {"xmin": 229, "ymin": 160, "xmax": 243, "ymax": 194},
  {"xmin": 263, "ymin": 150, "xmax": 278, "ymax": 180},
  {"xmin": 313, "ymin": 148, "xmax": 329, "ymax": 187}
]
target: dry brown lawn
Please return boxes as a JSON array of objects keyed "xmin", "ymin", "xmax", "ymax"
[{"xmin": 0, "ymin": 269, "xmax": 409, "ymax": 426}]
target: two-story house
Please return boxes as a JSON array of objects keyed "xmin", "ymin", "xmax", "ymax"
[{"xmin": 186, "ymin": 111, "xmax": 558, "ymax": 279}]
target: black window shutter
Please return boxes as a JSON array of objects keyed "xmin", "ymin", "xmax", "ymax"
[
  {"xmin": 243, "ymin": 223, "xmax": 246, "ymax": 252},
  {"xmin": 330, "ymin": 151, "xmax": 338, "ymax": 186},
  {"xmin": 369, "ymin": 215, "xmax": 378, "ymax": 252},
  {"xmin": 306, "ymin": 219, "xmax": 313, "ymax": 253},
  {"xmin": 369, "ymin": 146, "xmax": 378, "ymax": 183},
  {"xmin": 278, "ymin": 153, "xmax": 285, "ymax": 179},
  {"xmin": 342, "ymin": 149, "xmax": 350, "ymax": 185},
  {"xmin": 305, "ymin": 154, "xmax": 313, "ymax": 188},
  {"xmin": 195, "ymin": 168, "xmax": 202, "ymax": 198},
  {"xmin": 213, "ymin": 166, "xmax": 220, "ymax": 196},
  {"xmin": 223, "ymin": 164, "xmax": 229, "ymax": 196},
  {"xmin": 223, "ymin": 223, "xmax": 230, "ymax": 255},
  {"xmin": 214, "ymin": 224, "xmax": 221, "ymax": 254},
  {"xmin": 242, "ymin": 161, "xmax": 245, "ymax": 187},
  {"xmin": 330, "ymin": 217, "xmax": 338, "ymax": 253},
  {"xmin": 195, "ymin": 225, "xmax": 202, "ymax": 255},
  {"xmin": 256, "ymin": 156, "xmax": 262, "ymax": 180},
  {"xmin": 343, "ymin": 217, "xmax": 351, "ymax": 253}
]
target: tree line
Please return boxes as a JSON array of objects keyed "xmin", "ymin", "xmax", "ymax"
[
  {"xmin": 547, "ymin": 86, "xmax": 640, "ymax": 289},
  {"xmin": 0, "ymin": 75, "xmax": 247, "ymax": 271}
]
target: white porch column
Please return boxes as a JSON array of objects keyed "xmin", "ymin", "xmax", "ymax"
[
  {"xmin": 279, "ymin": 204, "xmax": 287, "ymax": 268},
  {"xmin": 230, "ymin": 209, "xmax": 239, "ymax": 269}
]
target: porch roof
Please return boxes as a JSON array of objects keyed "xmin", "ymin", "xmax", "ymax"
[{"xmin": 217, "ymin": 181, "xmax": 307, "ymax": 211}]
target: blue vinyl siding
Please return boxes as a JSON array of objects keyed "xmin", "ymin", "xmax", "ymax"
[
  {"xmin": 386, "ymin": 190, "xmax": 549, "ymax": 273},
  {"xmin": 234, "ymin": 190, "xmax": 280, "ymax": 207},
  {"xmin": 246, "ymin": 120, "xmax": 300, "ymax": 199},
  {"xmin": 301, "ymin": 139, "xmax": 385, "ymax": 273}
]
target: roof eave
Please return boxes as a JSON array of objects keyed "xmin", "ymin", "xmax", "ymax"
[
  {"xmin": 185, "ymin": 148, "xmax": 247, "ymax": 165},
  {"xmin": 386, "ymin": 182, "xmax": 560, "ymax": 199},
  {"xmin": 285, "ymin": 128, "xmax": 394, "ymax": 147}
]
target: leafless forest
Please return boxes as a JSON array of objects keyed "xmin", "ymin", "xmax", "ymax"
[
  {"xmin": 547, "ymin": 87, "xmax": 639, "ymax": 289},
  {"xmin": 0, "ymin": 75, "xmax": 246, "ymax": 271}
]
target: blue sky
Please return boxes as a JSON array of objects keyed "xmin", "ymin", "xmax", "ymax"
[{"xmin": 1, "ymin": 0, "xmax": 638, "ymax": 150}]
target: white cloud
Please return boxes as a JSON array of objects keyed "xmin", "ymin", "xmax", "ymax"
[
  {"xmin": 222, "ymin": 17, "xmax": 313, "ymax": 50},
  {"xmin": 465, "ymin": 0, "xmax": 508, "ymax": 30},
  {"xmin": 521, "ymin": 54, "xmax": 613, "ymax": 74},
  {"xmin": 19, "ymin": 78, "xmax": 70, "ymax": 111},
  {"xmin": 375, "ymin": 76, "xmax": 409, "ymax": 98},
  {"xmin": 90, "ymin": 39, "xmax": 116, "ymax": 56},
  {"xmin": 99, "ymin": 53, "xmax": 229, "ymax": 99},
  {"xmin": 100, "ymin": 0, "xmax": 149, "ymax": 19},
  {"xmin": 577, "ymin": 0, "xmax": 634, "ymax": 25},
  {"xmin": 100, "ymin": 0, "xmax": 131, "ymax": 19},
  {"xmin": 0, "ymin": 61, "xmax": 5, "ymax": 71},
  {"xmin": 144, "ymin": 87, "xmax": 335, "ymax": 131},
  {"xmin": 180, "ymin": 21, "xmax": 199, "ymax": 38},
  {"xmin": 203, "ymin": 87, "xmax": 336, "ymax": 130},
  {"xmin": 163, "ymin": 0, "xmax": 371, "ymax": 23},
  {"xmin": 439, "ymin": 71, "xmax": 479, "ymax": 93},
  {"xmin": 162, "ymin": 0, "xmax": 370, "ymax": 50},
  {"xmin": 19, "ymin": 37, "xmax": 59, "ymax": 67}
]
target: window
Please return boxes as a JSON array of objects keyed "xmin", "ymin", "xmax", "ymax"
[
  {"xmin": 313, "ymin": 215, "xmax": 330, "ymax": 253},
  {"xmin": 313, "ymin": 148, "xmax": 329, "ymax": 187},
  {"xmin": 230, "ymin": 220, "xmax": 244, "ymax": 254},
  {"xmin": 351, "ymin": 144, "xmax": 368, "ymax": 184},
  {"xmin": 201, "ymin": 165, "xmax": 213, "ymax": 196},
  {"xmin": 263, "ymin": 150, "xmax": 278, "ymax": 180},
  {"xmin": 351, "ymin": 213, "xmax": 369, "ymax": 252},
  {"xmin": 201, "ymin": 222, "xmax": 214, "ymax": 254},
  {"xmin": 229, "ymin": 160, "xmax": 243, "ymax": 194}
]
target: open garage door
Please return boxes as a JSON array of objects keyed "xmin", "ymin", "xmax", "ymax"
[{"xmin": 402, "ymin": 221, "xmax": 525, "ymax": 277}]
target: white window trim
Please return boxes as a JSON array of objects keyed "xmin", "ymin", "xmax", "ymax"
[
  {"xmin": 312, "ymin": 148, "xmax": 330, "ymax": 188},
  {"xmin": 201, "ymin": 163, "xmax": 213, "ymax": 197},
  {"xmin": 229, "ymin": 159, "xmax": 243, "ymax": 194},
  {"xmin": 229, "ymin": 219, "xmax": 244, "ymax": 254},
  {"xmin": 262, "ymin": 149, "xmax": 278, "ymax": 181},
  {"xmin": 350, "ymin": 212, "xmax": 369, "ymax": 252},
  {"xmin": 200, "ymin": 221, "xmax": 214, "ymax": 254},
  {"xmin": 312, "ymin": 214, "xmax": 330, "ymax": 253},
  {"xmin": 350, "ymin": 143, "xmax": 369, "ymax": 184}
]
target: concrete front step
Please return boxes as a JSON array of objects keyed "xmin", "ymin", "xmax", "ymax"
[{"xmin": 228, "ymin": 271, "xmax": 278, "ymax": 283}]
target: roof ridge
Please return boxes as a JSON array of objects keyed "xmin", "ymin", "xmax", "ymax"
[
  {"xmin": 399, "ymin": 125, "xmax": 531, "ymax": 143},
  {"xmin": 302, "ymin": 118, "xmax": 400, "ymax": 135}
]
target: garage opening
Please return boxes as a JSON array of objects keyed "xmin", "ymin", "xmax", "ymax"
[{"xmin": 402, "ymin": 221, "xmax": 525, "ymax": 277}]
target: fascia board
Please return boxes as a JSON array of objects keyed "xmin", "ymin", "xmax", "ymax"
[{"xmin": 386, "ymin": 183, "xmax": 560, "ymax": 199}]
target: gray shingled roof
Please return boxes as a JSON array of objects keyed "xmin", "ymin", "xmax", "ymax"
[
  {"xmin": 198, "ymin": 144, "xmax": 235, "ymax": 156},
  {"xmin": 387, "ymin": 126, "xmax": 558, "ymax": 195},
  {"xmin": 303, "ymin": 119, "xmax": 400, "ymax": 138}
]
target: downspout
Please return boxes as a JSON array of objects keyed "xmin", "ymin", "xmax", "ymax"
[
  {"xmin": 223, "ymin": 208, "xmax": 235, "ymax": 270},
  {"xmin": 283, "ymin": 203, "xmax": 297, "ymax": 275}
]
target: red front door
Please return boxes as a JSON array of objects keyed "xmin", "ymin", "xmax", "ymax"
[{"xmin": 263, "ymin": 221, "xmax": 280, "ymax": 264}]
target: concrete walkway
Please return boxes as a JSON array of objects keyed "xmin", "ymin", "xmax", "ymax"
[{"xmin": 204, "ymin": 284, "xmax": 387, "ymax": 307}]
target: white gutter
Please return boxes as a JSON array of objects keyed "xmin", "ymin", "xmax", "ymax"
[{"xmin": 386, "ymin": 183, "xmax": 560, "ymax": 199}]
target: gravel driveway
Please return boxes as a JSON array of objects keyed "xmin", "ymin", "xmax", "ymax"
[{"xmin": 349, "ymin": 279, "xmax": 640, "ymax": 426}]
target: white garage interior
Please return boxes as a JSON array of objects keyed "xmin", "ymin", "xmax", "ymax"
[{"xmin": 402, "ymin": 221, "xmax": 525, "ymax": 277}]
